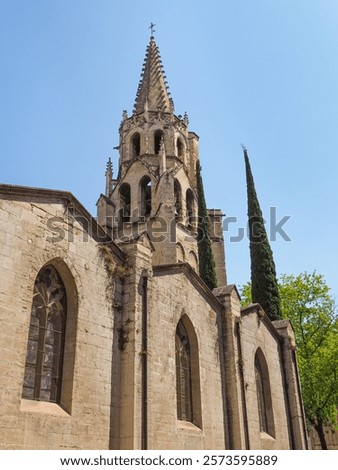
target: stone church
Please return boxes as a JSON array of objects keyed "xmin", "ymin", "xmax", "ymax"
[{"xmin": 0, "ymin": 36, "xmax": 308, "ymax": 450}]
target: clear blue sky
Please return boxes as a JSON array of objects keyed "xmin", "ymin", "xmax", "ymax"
[{"xmin": 1, "ymin": 0, "xmax": 338, "ymax": 298}]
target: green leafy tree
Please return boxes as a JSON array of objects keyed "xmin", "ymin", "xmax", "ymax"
[
  {"xmin": 243, "ymin": 146, "xmax": 281, "ymax": 320},
  {"xmin": 241, "ymin": 272, "xmax": 338, "ymax": 449},
  {"xmin": 196, "ymin": 160, "xmax": 217, "ymax": 290}
]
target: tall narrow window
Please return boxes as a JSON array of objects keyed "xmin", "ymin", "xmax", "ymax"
[
  {"xmin": 175, "ymin": 316, "xmax": 202, "ymax": 427},
  {"xmin": 140, "ymin": 176, "xmax": 152, "ymax": 217},
  {"xmin": 22, "ymin": 265, "xmax": 67, "ymax": 403},
  {"xmin": 120, "ymin": 183, "xmax": 131, "ymax": 222},
  {"xmin": 154, "ymin": 130, "xmax": 164, "ymax": 154},
  {"xmin": 186, "ymin": 189, "xmax": 195, "ymax": 228},
  {"xmin": 255, "ymin": 349, "xmax": 275, "ymax": 437},
  {"xmin": 177, "ymin": 138, "xmax": 183, "ymax": 158},
  {"xmin": 255, "ymin": 358, "xmax": 268, "ymax": 432},
  {"xmin": 132, "ymin": 133, "xmax": 141, "ymax": 157},
  {"xmin": 176, "ymin": 321, "xmax": 193, "ymax": 421},
  {"xmin": 174, "ymin": 179, "xmax": 182, "ymax": 219}
]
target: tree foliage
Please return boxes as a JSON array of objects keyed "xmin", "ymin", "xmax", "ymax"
[
  {"xmin": 241, "ymin": 272, "xmax": 338, "ymax": 449},
  {"xmin": 243, "ymin": 147, "xmax": 281, "ymax": 320},
  {"xmin": 196, "ymin": 160, "xmax": 217, "ymax": 290}
]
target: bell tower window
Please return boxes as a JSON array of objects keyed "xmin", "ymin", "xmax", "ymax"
[
  {"xmin": 132, "ymin": 133, "xmax": 141, "ymax": 157},
  {"xmin": 120, "ymin": 183, "xmax": 131, "ymax": 222},
  {"xmin": 140, "ymin": 176, "xmax": 152, "ymax": 217},
  {"xmin": 186, "ymin": 189, "xmax": 195, "ymax": 228},
  {"xmin": 174, "ymin": 179, "xmax": 182, "ymax": 220},
  {"xmin": 177, "ymin": 138, "xmax": 183, "ymax": 158},
  {"xmin": 154, "ymin": 130, "xmax": 164, "ymax": 154}
]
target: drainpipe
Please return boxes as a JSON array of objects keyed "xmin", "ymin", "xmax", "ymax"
[
  {"xmin": 141, "ymin": 274, "xmax": 148, "ymax": 450},
  {"xmin": 235, "ymin": 319, "xmax": 250, "ymax": 449}
]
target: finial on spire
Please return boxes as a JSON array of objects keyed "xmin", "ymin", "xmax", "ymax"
[
  {"xmin": 149, "ymin": 22, "xmax": 156, "ymax": 37},
  {"xmin": 105, "ymin": 157, "xmax": 113, "ymax": 176}
]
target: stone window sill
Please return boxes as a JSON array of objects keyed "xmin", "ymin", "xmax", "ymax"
[
  {"xmin": 20, "ymin": 399, "xmax": 70, "ymax": 417},
  {"xmin": 177, "ymin": 420, "xmax": 202, "ymax": 432},
  {"xmin": 260, "ymin": 431, "xmax": 276, "ymax": 441}
]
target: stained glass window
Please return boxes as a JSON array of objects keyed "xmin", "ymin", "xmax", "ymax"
[{"xmin": 22, "ymin": 265, "xmax": 67, "ymax": 403}]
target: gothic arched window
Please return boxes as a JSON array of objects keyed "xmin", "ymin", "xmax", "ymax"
[
  {"xmin": 174, "ymin": 179, "xmax": 182, "ymax": 219},
  {"xmin": 186, "ymin": 189, "xmax": 195, "ymax": 228},
  {"xmin": 132, "ymin": 132, "xmax": 141, "ymax": 157},
  {"xmin": 176, "ymin": 321, "xmax": 193, "ymax": 421},
  {"xmin": 175, "ymin": 317, "xmax": 202, "ymax": 427},
  {"xmin": 154, "ymin": 130, "xmax": 164, "ymax": 154},
  {"xmin": 177, "ymin": 138, "xmax": 183, "ymax": 158},
  {"xmin": 140, "ymin": 176, "xmax": 152, "ymax": 217},
  {"xmin": 120, "ymin": 183, "xmax": 131, "ymax": 222},
  {"xmin": 22, "ymin": 265, "xmax": 67, "ymax": 403},
  {"xmin": 255, "ymin": 349, "xmax": 275, "ymax": 437}
]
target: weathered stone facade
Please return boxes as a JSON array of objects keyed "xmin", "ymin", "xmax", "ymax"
[{"xmin": 0, "ymin": 36, "xmax": 308, "ymax": 450}]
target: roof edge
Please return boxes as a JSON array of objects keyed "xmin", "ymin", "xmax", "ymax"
[
  {"xmin": 0, "ymin": 183, "xmax": 125, "ymax": 262},
  {"xmin": 153, "ymin": 263, "xmax": 224, "ymax": 313}
]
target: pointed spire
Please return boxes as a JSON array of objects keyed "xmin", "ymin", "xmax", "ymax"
[
  {"xmin": 105, "ymin": 157, "xmax": 113, "ymax": 197},
  {"xmin": 133, "ymin": 37, "xmax": 174, "ymax": 114}
]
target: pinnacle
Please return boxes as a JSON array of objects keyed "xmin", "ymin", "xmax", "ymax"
[
  {"xmin": 133, "ymin": 37, "xmax": 174, "ymax": 114},
  {"xmin": 105, "ymin": 157, "xmax": 113, "ymax": 176}
]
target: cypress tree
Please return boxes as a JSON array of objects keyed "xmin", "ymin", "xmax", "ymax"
[
  {"xmin": 196, "ymin": 160, "xmax": 218, "ymax": 290},
  {"xmin": 243, "ymin": 146, "xmax": 281, "ymax": 320}
]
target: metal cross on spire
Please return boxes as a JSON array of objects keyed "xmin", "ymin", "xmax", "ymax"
[{"xmin": 149, "ymin": 22, "xmax": 156, "ymax": 36}]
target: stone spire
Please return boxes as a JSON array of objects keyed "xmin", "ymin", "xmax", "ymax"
[
  {"xmin": 105, "ymin": 157, "xmax": 113, "ymax": 197},
  {"xmin": 133, "ymin": 36, "xmax": 174, "ymax": 114}
]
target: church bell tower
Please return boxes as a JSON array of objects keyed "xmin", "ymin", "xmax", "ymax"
[{"xmin": 97, "ymin": 34, "xmax": 226, "ymax": 282}]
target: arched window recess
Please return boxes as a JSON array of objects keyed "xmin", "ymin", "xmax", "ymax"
[
  {"xmin": 174, "ymin": 179, "xmax": 182, "ymax": 220},
  {"xmin": 255, "ymin": 349, "xmax": 275, "ymax": 437},
  {"xmin": 22, "ymin": 265, "xmax": 67, "ymax": 403},
  {"xmin": 186, "ymin": 189, "xmax": 195, "ymax": 229},
  {"xmin": 119, "ymin": 183, "xmax": 131, "ymax": 223},
  {"xmin": 140, "ymin": 175, "xmax": 152, "ymax": 217},
  {"xmin": 175, "ymin": 316, "xmax": 202, "ymax": 428},
  {"xmin": 131, "ymin": 132, "xmax": 141, "ymax": 158},
  {"xmin": 154, "ymin": 130, "xmax": 164, "ymax": 155},
  {"xmin": 177, "ymin": 138, "xmax": 184, "ymax": 159}
]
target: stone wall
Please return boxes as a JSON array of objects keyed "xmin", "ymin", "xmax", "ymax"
[
  {"xmin": 0, "ymin": 190, "xmax": 123, "ymax": 449},
  {"xmin": 240, "ymin": 309, "xmax": 292, "ymax": 449},
  {"xmin": 147, "ymin": 265, "xmax": 227, "ymax": 449},
  {"xmin": 309, "ymin": 425, "xmax": 338, "ymax": 450},
  {"xmin": 0, "ymin": 187, "xmax": 307, "ymax": 450}
]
